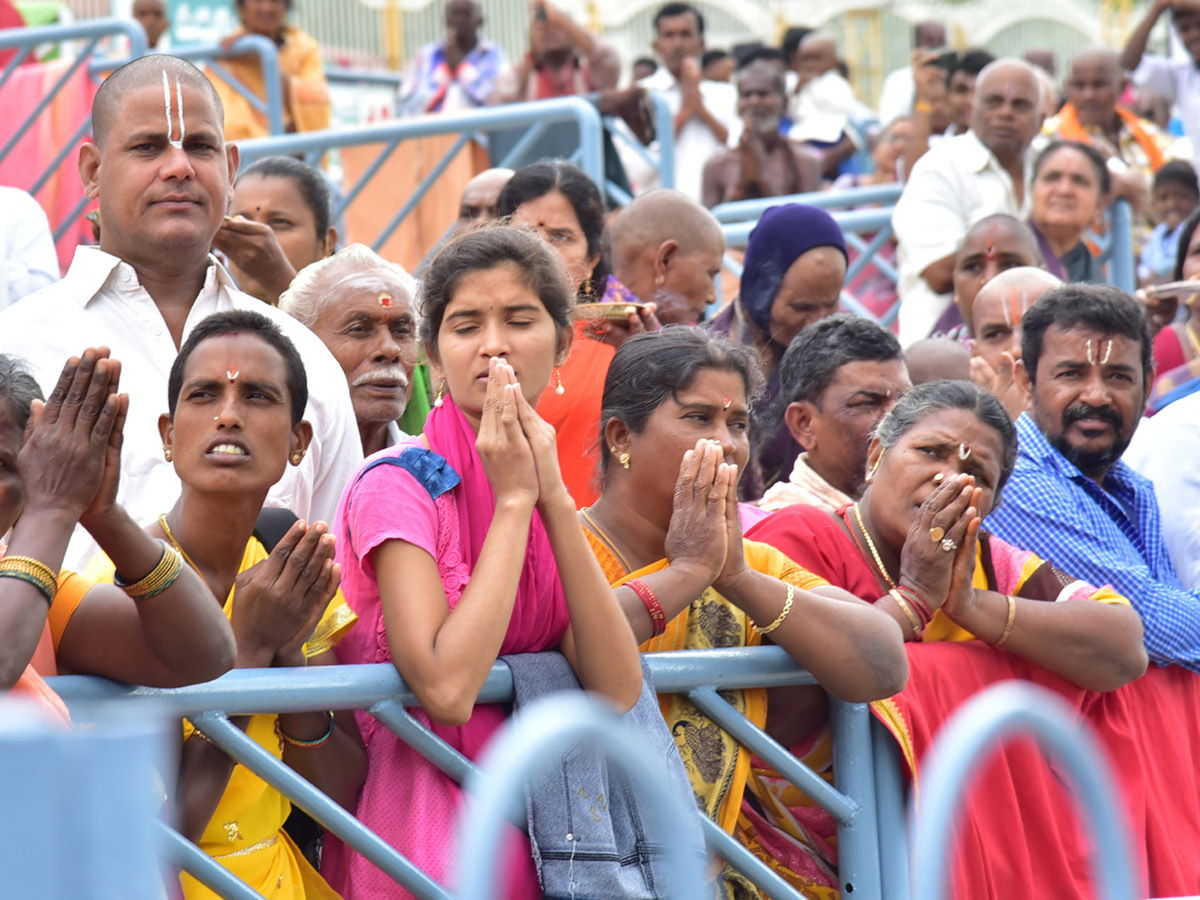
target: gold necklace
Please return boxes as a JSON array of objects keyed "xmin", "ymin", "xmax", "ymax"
[
  {"xmin": 158, "ymin": 513, "xmax": 217, "ymax": 598},
  {"xmin": 579, "ymin": 507, "xmax": 634, "ymax": 574},
  {"xmin": 852, "ymin": 503, "xmax": 897, "ymax": 590}
]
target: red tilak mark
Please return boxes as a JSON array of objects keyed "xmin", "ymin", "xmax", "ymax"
[
  {"xmin": 226, "ymin": 365, "xmax": 239, "ymax": 383},
  {"xmin": 379, "ymin": 293, "xmax": 393, "ymax": 309},
  {"xmin": 722, "ymin": 397, "xmax": 732, "ymax": 410},
  {"xmin": 985, "ymin": 239, "xmax": 995, "ymax": 259}
]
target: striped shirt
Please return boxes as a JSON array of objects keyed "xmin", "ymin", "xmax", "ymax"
[{"xmin": 986, "ymin": 413, "xmax": 1200, "ymax": 671}]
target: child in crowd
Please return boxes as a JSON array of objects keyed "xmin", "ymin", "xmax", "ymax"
[{"xmin": 1139, "ymin": 160, "xmax": 1200, "ymax": 285}]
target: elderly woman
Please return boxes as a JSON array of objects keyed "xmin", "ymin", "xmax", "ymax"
[
  {"xmin": 324, "ymin": 226, "xmax": 642, "ymax": 900},
  {"xmin": 0, "ymin": 350, "xmax": 233, "ymax": 715},
  {"xmin": 215, "ymin": 156, "xmax": 337, "ymax": 305},
  {"xmin": 580, "ymin": 326, "xmax": 907, "ymax": 899},
  {"xmin": 280, "ymin": 244, "xmax": 423, "ymax": 455},
  {"xmin": 1028, "ymin": 140, "xmax": 1109, "ymax": 284},
  {"xmin": 708, "ymin": 203, "xmax": 849, "ymax": 499},
  {"xmin": 745, "ymin": 379, "xmax": 1147, "ymax": 895},
  {"xmin": 210, "ymin": 0, "xmax": 330, "ymax": 141}
]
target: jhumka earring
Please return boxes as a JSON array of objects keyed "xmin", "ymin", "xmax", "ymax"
[
  {"xmin": 433, "ymin": 381, "xmax": 445, "ymax": 408},
  {"xmin": 554, "ymin": 368, "xmax": 565, "ymax": 396}
]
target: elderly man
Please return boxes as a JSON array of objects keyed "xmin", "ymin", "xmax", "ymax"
[
  {"xmin": 985, "ymin": 283, "xmax": 1200, "ymax": 671},
  {"xmin": 701, "ymin": 60, "xmax": 822, "ymax": 209},
  {"xmin": 603, "ymin": 188, "xmax": 725, "ymax": 332},
  {"xmin": 892, "ymin": 58, "xmax": 1044, "ymax": 346},
  {"xmin": 628, "ymin": 3, "xmax": 738, "ymax": 202},
  {"xmin": 0, "ymin": 55, "xmax": 360, "ymax": 569},
  {"xmin": 968, "ymin": 266, "xmax": 1063, "ymax": 419},
  {"xmin": 280, "ymin": 244, "xmax": 418, "ymax": 456},
  {"xmin": 758, "ymin": 314, "xmax": 910, "ymax": 512}
]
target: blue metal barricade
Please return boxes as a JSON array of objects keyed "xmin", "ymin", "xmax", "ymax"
[
  {"xmin": 324, "ymin": 65, "xmax": 404, "ymax": 91},
  {"xmin": 711, "ymin": 183, "xmax": 904, "ymax": 225},
  {"xmin": 604, "ymin": 90, "xmax": 676, "ymax": 205},
  {"xmin": 234, "ymin": 97, "xmax": 606, "ymax": 256},
  {"xmin": 0, "ymin": 19, "xmax": 148, "ymax": 242},
  {"xmin": 909, "ymin": 681, "xmax": 1137, "ymax": 900},
  {"xmin": 49, "ymin": 646, "xmax": 883, "ymax": 900}
]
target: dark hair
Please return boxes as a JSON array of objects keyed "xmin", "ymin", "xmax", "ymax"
[
  {"xmin": 236, "ymin": 0, "xmax": 291, "ymax": 9},
  {"xmin": 419, "ymin": 225, "xmax": 572, "ymax": 354},
  {"xmin": 701, "ymin": 49, "xmax": 729, "ymax": 69},
  {"xmin": 779, "ymin": 314, "xmax": 903, "ymax": 407},
  {"xmin": 1019, "ymin": 283, "xmax": 1153, "ymax": 386},
  {"xmin": 237, "ymin": 156, "xmax": 332, "ymax": 239},
  {"xmin": 1174, "ymin": 206, "xmax": 1200, "ymax": 282},
  {"xmin": 873, "ymin": 380, "xmax": 1019, "ymax": 494},
  {"xmin": 168, "ymin": 310, "xmax": 308, "ymax": 426},
  {"xmin": 0, "ymin": 355, "xmax": 44, "ymax": 430},
  {"xmin": 1155, "ymin": 159, "xmax": 1200, "ymax": 199},
  {"xmin": 633, "ymin": 56, "xmax": 658, "ymax": 73},
  {"xmin": 735, "ymin": 59, "xmax": 786, "ymax": 97},
  {"xmin": 736, "ymin": 47, "xmax": 785, "ymax": 70},
  {"xmin": 598, "ymin": 327, "xmax": 764, "ymax": 476},
  {"xmin": 950, "ymin": 48, "xmax": 995, "ymax": 80},
  {"xmin": 496, "ymin": 159, "xmax": 606, "ymax": 274},
  {"xmin": 1032, "ymin": 140, "xmax": 1111, "ymax": 196},
  {"xmin": 780, "ymin": 26, "xmax": 813, "ymax": 62},
  {"xmin": 654, "ymin": 2, "xmax": 704, "ymax": 36}
]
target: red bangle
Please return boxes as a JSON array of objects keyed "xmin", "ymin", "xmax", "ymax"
[
  {"xmin": 895, "ymin": 585, "xmax": 933, "ymax": 628},
  {"xmin": 626, "ymin": 578, "xmax": 667, "ymax": 636}
]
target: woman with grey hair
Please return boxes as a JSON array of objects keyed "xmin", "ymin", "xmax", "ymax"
[{"xmin": 281, "ymin": 244, "xmax": 431, "ymax": 453}]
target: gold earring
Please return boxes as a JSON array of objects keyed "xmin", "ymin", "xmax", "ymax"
[
  {"xmin": 867, "ymin": 449, "xmax": 885, "ymax": 482},
  {"xmin": 619, "ymin": 452, "xmax": 630, "ymax": 470},
  {"xmin": 433, "ymin": 381, "xmax": 445, "ymax": 408},
  {"xmin": 290, "ymin": 451, "xmax": 304, "ymax": 465},
  {"xmin": 554, "ymin": 368, "xmax": 564, "ymax": 395},
  {"xmin": 654, "ymin": 273, "xmax": 665, "ymax": 287},
  {"xmin": 163, "ymin": 445, "xmax": 172, "ymax": 462}
]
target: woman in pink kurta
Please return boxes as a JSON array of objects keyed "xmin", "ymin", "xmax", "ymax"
[{"xmin": 323, "ymin": 227, "xmax": 643, "ymax": 899}]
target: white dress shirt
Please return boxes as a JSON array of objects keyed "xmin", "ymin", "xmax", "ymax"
[
  {"xmin": 627, "ymin": 67, "xmax": 738, "ymax": 202},
  {"xmin": 891, "ymin": 130, "xmax": 1033, "ymax": 345},
  {"xmin": 877, "ymin": 66, "xmax": 914, "ymax": 127},
  {"xmin": 1130, "ymin": 55, "xmax": 1200, "ymax": 172},
  {"xmin": 1124, "ymin": 394, "xmax": 1200, "ymax": 590},
  {"xmin": 0, "ymin": 247, "xmax": 363, "ymax": 569},
  {"xmin": 0, "ymin": 186, "xmax": 60, "ymax": 310}
]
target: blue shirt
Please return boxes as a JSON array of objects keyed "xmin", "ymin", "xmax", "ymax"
[{"xmin": 986, "ymin": 413, "xmax": 1200, "ymax": 671}]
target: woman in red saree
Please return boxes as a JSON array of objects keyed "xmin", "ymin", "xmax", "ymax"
[{"xmin": 745, "ymin": 379, "xmax": 1148, "ymax": 898}]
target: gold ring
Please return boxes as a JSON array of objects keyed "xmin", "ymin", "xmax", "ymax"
[
  {"xmin": 929, "ymin": 526, "xmax": 945, "ymax": 543},
  {"xmin": 933, "ymin": 473, "xmax": 945, "ymax": 484}
]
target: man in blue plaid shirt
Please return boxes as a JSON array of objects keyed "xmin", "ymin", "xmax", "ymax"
[{"xmin": 985, "ymin": 283, "xmax": 1200, "ymax": 672}]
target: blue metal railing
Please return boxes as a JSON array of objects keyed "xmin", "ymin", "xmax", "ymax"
[
  {"xmin": 49, "ymin": 646, "xmax": 883, "ymax": 900},
  {"xmin": 324, "ymin": 65, "xmax": 404, "ymax": 91},
  {"xmin": 0, "ymin": 19, "xmax": 148, "ymax": 243},
  {"xmin": 909, "ymin": 681, "xmax": 1137, "ymax": 900},
  {"xmin": 604, "ymin": 90, "xmax": 676, "ymax": 205},
  {"xmin": 234, "ymin": 97, "xmax": 607, "ymax": 257}
]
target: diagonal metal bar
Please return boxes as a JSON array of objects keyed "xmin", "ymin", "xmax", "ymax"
[
  {"xmin": 0, "ymin": 36, "xmax": 99, "ymax": 165},
  {"xmin": 495, "ymin": 119, "xmax": 548, "ymax": 170},
  {"xmin": 29, "ymin": 116, "xmax": 91, "ymax": 198},
  {"xmin": 333, "ymin": 137, "xmax": 402, "ymax": 220},
  {"xmin": 157, "ymin": 823, "xmax": 264, "ymax": 900},
  {"xmin": 373, "ymin": 131, "xmax": 472, "ymax": 252}
]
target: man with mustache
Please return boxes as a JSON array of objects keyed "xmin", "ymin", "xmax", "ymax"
[
  {"xmin": 985, "ymin": 283, "xmax": 1200, "ymax": 671},
  {"xmin": 280, "ymin": 244, "xmax": 420, "ymax": 455},
  {"xmin": 0, "ymin": 54, "xmax": 361, "ymax": 569}
]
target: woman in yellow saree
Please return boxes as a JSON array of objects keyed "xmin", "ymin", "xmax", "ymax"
[
  {"xmin": 87, "ymin": 310, "xmax": 363, "ymax": 899},
  {"xmin": 210, "ymin": 0, "xmax": 330, "ymax": 141},
  {"xmin": 578, "ymin": 327, "xmax": 908, "ymax": 898}
]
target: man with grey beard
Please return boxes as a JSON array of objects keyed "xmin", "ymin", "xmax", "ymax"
[{"xmin": 280, "ymin": 244, "xmax": 420, "ymax": 455}]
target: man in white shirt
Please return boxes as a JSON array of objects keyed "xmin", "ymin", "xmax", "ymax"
[
  {"xmin": 891, "ymin": 59, "xmax": 1043, "ymax": 345},
  {"xmin": 1121, "ymin": 0, "xmax": 1200, "ymax": 171},
  {"xmin": 0, "ymin": 55, "xmax": 361, "ymax": 569},
  {"xmin": 0, "ymin": 186, "xmax": 59, "ymax": 309},
  {"xmin": 629, "ymin": 3, "xmax": 737, "ymax": 202}
]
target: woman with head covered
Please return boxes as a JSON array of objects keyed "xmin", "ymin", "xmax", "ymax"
[{"xmin": 708, "ymin": 203, "xmax": 848, "ymax": 499}]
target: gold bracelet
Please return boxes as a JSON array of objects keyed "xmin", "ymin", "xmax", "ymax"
[
  {"xmin": 888, "ymin": 588, "xmax": 924, "ymax": 641},
  {"xmin": 0, "ymin": 556, "xmax": 59, "ymax": 605},
  {"xmin": 993, "ymin": 594, "xmax": 1017, "ymax": 647},
  {"xmin": 756, "ymin": 583, "xmax": 795, "ymax": 635},
  {"xmin": 115, "ymin": 541, "xmax": 183, "ymax": 599}
]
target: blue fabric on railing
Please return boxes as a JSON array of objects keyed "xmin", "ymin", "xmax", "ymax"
[{"xmin": 505, "ymin": 652, "xmax": 707, "ymax": 900}]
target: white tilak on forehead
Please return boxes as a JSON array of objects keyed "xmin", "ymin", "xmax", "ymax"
[{"xmin": 162, "ymin": 69, "xmax": 185, "ymax": 149}]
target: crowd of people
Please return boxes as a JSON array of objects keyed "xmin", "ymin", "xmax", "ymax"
[{"xmin": 5, "ymin": 1, "xmax": 1200, "ymax": 898}]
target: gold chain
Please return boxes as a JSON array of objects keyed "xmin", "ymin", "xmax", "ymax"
[
  {"xmin": 579, "ymin": 507, "xmax": 634, "ymax": 574},
  {"xmin": 852, "ymin": 503, "xmax": 898, "ymax": 590},
  {"xmin": 158, "ymin": 514, "xmax": 217, "ymax": 598}
]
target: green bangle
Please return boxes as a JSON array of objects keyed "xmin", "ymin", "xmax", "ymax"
[
  {"xmin": 0, "ymin": 568, "xmax": 56, "ymax": 605},
  {"xmin": 279, "ymin": 711, "xmax": 335, "ymax": 749}
]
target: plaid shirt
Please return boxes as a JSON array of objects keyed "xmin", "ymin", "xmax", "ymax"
[{"xmin": 985, "ymin": 413, "xmax": 1200, "ymax": 671}]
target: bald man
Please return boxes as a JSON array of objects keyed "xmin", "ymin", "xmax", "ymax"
[
  {"xmin": 604, "ymin": 188, "xmax": 725, "ymax": 337},
  {"xmin": 0, "ymin": 55, "xmax": 360, "ymax": 568},
  {"xmin": 457, "ymin": 167, "xmax": 513, "ymax": 223},
  {"xmin": 967, "ymin": 266, "xmax": 1062, "ymax": 419},
  {"xmin": 1044, "ymin": 46, "xmax": 1175, "ymax": 218},
  {"xmin": 905, "ymin": 337, "xmax": 970, "ymax": 384},
  {"xmin": 893, "ymin": 58, "xmax": 1045, "ymax": 345}
]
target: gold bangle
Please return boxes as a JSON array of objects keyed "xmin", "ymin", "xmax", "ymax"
[
  {"xmin": 0, "ymin": 556, "xmax": 59, "ymax": 605},
  {"xmin": 115, "ymin": 541, "xmax": 183, "ymax": 599},
  {"xmin": 888, "ymin": 588, "xmax": 924, "ymax": 640},
  {"xmin": 993, "ymin": 594, "xmax": 1017, "ymax": 647},
  {"xmin": 756, "ymin": 583, "xmax": 795, "ymax": 636}
]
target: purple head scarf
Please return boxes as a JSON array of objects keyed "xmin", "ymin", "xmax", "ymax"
[{"xmin": 739, "ymin": 203, "xmax": 848, "ymax": 335}]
